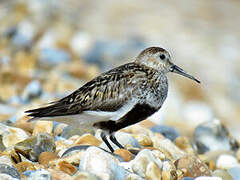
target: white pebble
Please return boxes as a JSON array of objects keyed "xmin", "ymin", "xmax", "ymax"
[
  {"xmin": 195, "ymin": 177, "xmax": 222, "ymax": 180},
  {"xmin": 184, "ymin": 101, "xmax": 214, "ymax": 126},
  {"xmin": 70, "ymin": 32, "xmax": 93, "ymax": 56},
  {"xmin": 216, "ymin": 154, "xmax": 239, "ymax": 169}
]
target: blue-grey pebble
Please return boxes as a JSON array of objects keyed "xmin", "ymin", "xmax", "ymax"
[
  {"xmin": 0, "ymin": 135, "xmax": 5, "ymax": 151},
  {"xmin": 83, "ymin": 39, "xmax": 145, "ymax": 70},
  {"xmin": 0, "ymin": 164, "xmax": 20, "ymax": 179},
  {"xmin": 7, "ymin": 95, "xmax": 27, "ymax": 105},
  {"xmin": 52, "ymin": 121, "xmax": 60, "ymax": 130},
  {"xmin": 228, "ymin": 167, "xmax": 240, "ymax": 180},
  {"xmin": 12, "ymin": 32, "xmax": 32, "ymax": 49},
  {"xmin": 104, "ymin": 132, "xmax": 140, "ymax": 150},
  {"xmin": 181, "ymin": 178, "xmax": 194, "ymax": 180},
  {"xmin": 0, "ymin": 56, "xmax": 11, "ymax": 66},
  {"xmin": 22, "ymin": 80, "xmax": 42, "ymax": 102},
  {"xmin": 27, "ymin": 169, "xmax": 51, "ymax": 180},
  {"xmin": 83, "ymin": 41, "xmax": 105, "ymax": 67},
  {"xmin": 150, "ymin": 125, "xmax": 179, "ymax": 141},
  {"xmin": 0, "ymin": 104, "xmax": 17, "ymax": 115},
  {"xmin": 8, "ymin": 115, "xmax": 17, "ymax": 124},
  {"xmin": 39, "ymin": 48, "xmax": 70, "ymax": 66},
  {"xmin": 194, "ymin": 120, "xmax": 238, "ymax": 154},
  {"xmin": 22, "ymin": 170, "xmax": 36, "ymax": 177},
  {"xmin": 3, "ymin": 26, "xmax": 17, "ymax": 39},
  {"xmin": 14, "ymin": 132, "xmax": 56, "ymax": 162},
  {"xmin": 10, "ymin": 22, "xmax": 34, "ymax": 50}
]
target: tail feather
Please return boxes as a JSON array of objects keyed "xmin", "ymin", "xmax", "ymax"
[{"xmin": 25, "ymin": 103, "xmax": 74, "ymax": 120}]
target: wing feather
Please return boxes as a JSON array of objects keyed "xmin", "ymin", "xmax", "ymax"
[{"xmin": 25, "ymin": 63, "xmax": 148, "ymax": 120}]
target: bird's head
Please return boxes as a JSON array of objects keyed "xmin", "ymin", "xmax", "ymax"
[{"xmin": 135, "ymin": 47, "xmax": 200, "ymax": 83}]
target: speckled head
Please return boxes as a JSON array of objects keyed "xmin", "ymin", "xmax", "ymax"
[
  {"xmin": 135, "ymin": 47, "xmax": 200, "ymax": 83},
  {"xmin": 135, "ymin": 47, "xmax": 172, "ymax": 73}
]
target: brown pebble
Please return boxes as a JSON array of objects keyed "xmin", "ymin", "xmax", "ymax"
[
  {"xmin": 33, "ymin": 121, "xmax": 53, "ymax": 136},
  {"xmin": 74, "ymin": 133, "xmax": 101, "ymax": 146},
  {"xmin": 14, "ymin": 51, "xmax": 37, "ymax": 75},
  {"xmin": 145, "ymin": 161, "xmax": 161, "ymax": 180},
  {"xmin": 48, "ymin": 168, "xmax": 72, "ymax": 180},
  {"xmin": 55, "ymin": 140, "xmax": 72, "ymax": 151},
  {"xmin": 57, "ymin": 160, "xmax": 77, "ymax": 175},
  {"xmin": 161, "ymin": 170, "xmax": 171, "ymax": 180},
  {"xmin": 208, "ymin": 160, "xmax": 216, "ymax": 171},
  {"xmin": 132, "ymin": 134, "xmax": 153, "ymax": 147},
  {"xmin": 68, "ymin": 135, "xmax": 81, "ymax": 141},
  {"xmin": 38, "ymin": 152, "xmax": 59, "ymax": 166},
  {"xmin": 16, "ymin": 161, "xmax": 36, "ymax": 174},
  {"xmin": 121, "ymin": 125, "xmax": 152, "ymax": 135},
  {"xmin": 114, "ymin": 149, "xmax": 133, "ymax": 162},
  {"xmin": 174, "ymin": 155, "xmax": 211, "ymax": 177},
  {"xmin": 175, "ymin": 136, "xmax": 196, "ymax": 156},
  {"xmin": 62, "ymin": 152, "xmax": 84, "ymax": 166},
  {"xmin": 162, "ymin": 170, "xmax": 177, "ymax": 180},
  {"xmin": 67, "ymin": 61, "xmax": 88, "ymax": 79},
  {"xmin": 15, "ymin": 115, "xmax": 34, "ymax": 133},
  {"xmin": 176, "ymin": 169, "xmax": 184, "ymax": 180},
  {"xmin": 0, "ymin": 114, "xmax": 11, "ymax": 122},
  {"xmin": 73, "ymin": 171, "xmax": 99, "ymax": 180},
  {"xmin": 152, "ymin": 135, "xmax": 185, "ymax": 161},
  {"xmin": 139, "ymin": 120, "xmax": 156, "ymax": 129}
]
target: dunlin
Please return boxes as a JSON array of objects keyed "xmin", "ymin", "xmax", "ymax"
[{"xmin": 26, "ymin": 47, "xmax": 200, "ymax": 152}]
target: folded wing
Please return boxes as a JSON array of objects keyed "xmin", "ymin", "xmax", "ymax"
[{"xmin": 25, "ymin": 63, "xmax": 147, "ymax": 122}]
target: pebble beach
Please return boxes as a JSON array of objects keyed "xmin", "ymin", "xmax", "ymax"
[{"xmin": 0, "ymin": 0, "xmax": 240, "ymax": 179}]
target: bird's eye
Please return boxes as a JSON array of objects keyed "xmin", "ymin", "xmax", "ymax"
[{"xmin": 159, "ymin": 54, "xmax": 166, "ymax": 60}]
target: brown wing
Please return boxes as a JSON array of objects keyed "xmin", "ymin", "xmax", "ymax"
[{"xmin": 25, "ymin": 63, "xmax": 148, "ymax": 118}]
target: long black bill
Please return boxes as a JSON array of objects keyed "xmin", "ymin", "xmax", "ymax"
[{"xmin": 171, "ymin": 65, "xmax": 200, "ymax": 83}]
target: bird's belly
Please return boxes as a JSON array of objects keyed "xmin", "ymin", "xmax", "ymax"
[
  {"xmin": 40, "ymin": 100, "xmax": 138, "ymax": 130},
  {"xmin": 39, "ymin": 113, "xmax": 111, "ymax": 130}
]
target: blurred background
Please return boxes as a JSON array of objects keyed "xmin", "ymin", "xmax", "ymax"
[{"xmin": 0, "ymin": 0, "xmax": 239, "ymax": 140}]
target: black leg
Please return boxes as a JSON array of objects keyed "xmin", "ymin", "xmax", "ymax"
[
  {"xmin": 101, "ymin": 131, "xmax": 114, "ymax": 152},
  {"xmin": 109, "ymin": 133, "xmax": 124, "ymax": 149}
]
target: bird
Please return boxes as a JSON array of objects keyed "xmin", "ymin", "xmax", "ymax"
[{"xmin": 25, "ymin": 47, "xmax": 200, "ymax": 152}]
